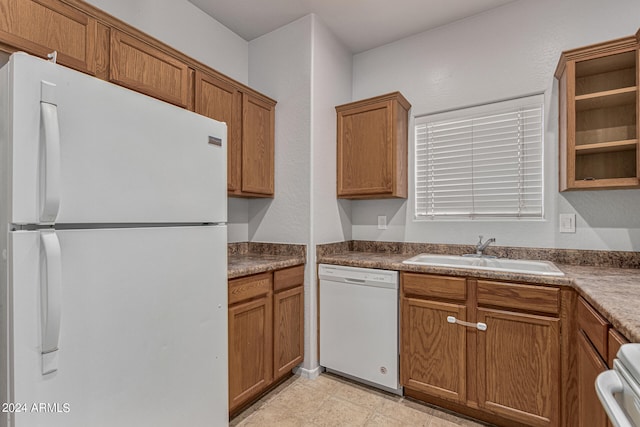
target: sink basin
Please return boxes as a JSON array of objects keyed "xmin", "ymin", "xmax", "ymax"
[{"xmin": 402, "ymin": 254, "xmax": 564, "ymax": 277}]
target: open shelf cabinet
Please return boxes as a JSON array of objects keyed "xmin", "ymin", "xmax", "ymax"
[{"xmin": 555, "ymin": 32, "xmax": 640, "ymax": 190}]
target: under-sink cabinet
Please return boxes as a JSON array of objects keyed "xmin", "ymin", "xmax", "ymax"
[
  {"xmin": 228, "ymin": 265, "xmax": 304, "ymax": 416},
  {"xmin": 401, "ymin": 273, "xmax": 564, "ymax": 427}
]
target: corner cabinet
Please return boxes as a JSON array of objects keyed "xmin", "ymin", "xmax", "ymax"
[
  {"xmin": 555, "ymin": 32, "xmax": 640, "ymax": 190},
  {"xmin": 401, "ymin": 273, "xmax": 562, "ymax": 427},
  {"xmin": 195, "ymin": 71, "xmax": 275, "ymax": 197},
  {"xmin": 228, "ymin": 265, "xmax": 304, "ymax": 416},
  {"xmin": 336, "ymin": 92, "xmax": 411, "ymax": 199}
]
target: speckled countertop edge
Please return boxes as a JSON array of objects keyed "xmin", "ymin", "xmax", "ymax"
[
  {"xmin": 317, "ymin": 251, "xmax": 640, "ymax": 343},
  {"xmin": 228, "ymin": 242, "xmax": 306, "ymax": 279}
]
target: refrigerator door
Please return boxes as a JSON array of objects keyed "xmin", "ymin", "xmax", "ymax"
[
  {"xmin": 5, "ymin": 226, "xmax": 227, "ymax": 427},
  {"xmin": 3, "ymin": 53, "xmax": 227, "ymax": 225}
]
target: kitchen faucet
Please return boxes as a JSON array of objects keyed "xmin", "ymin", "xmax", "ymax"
[{"xmin": 476, "ymin": 235, "xmax": 496, "ymax": 256}]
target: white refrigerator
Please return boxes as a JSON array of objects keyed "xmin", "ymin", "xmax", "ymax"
[{"xmin": 0, "ymin": 53, "xmax": 229, "ymax": 426}]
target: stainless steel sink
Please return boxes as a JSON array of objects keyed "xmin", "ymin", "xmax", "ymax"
[{"xmin": 402, "ymin": 254, "xmax": 564, "ymax": 277}]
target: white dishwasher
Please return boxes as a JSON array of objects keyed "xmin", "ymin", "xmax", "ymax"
[{"xmin": 319, "ymin": 264, "xmax": 401, "ymax": 395}]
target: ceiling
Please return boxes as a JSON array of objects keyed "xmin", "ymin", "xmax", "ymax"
[{"xmin": 188, "ymin": 0, "xmax": 517, "ymax": 53}]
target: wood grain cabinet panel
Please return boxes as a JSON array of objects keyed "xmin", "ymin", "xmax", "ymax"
[
  {"xmin": 477, "ymin": 308, "xmax": 560, "ymax": 427},
  {"xmin": 273, "ymin": 285, "xmax": 304, "ymax": 380},
  {"xmin": 336, "ymin": 92, "xmax": 410, "ymax": 199},
  {"xmin": 194, "ymin": 70, "xmax": 242, "ymax": 192},
  {"xmin": 110, "ymin": 29, "xmax": 189, "ymax": 108},
  {"xmin": 241, "ymin": 92, "xmax": 275, "ymax": 196},
  {"xmin": 273, "ymin": 265, "xmax": 304, "ymax": 380},
  {"xmin": 0, "ymin": 0, "xmax": 96, "ymax": 74},
  {"xmin": 401, "ymin": 297, "xmax": 467, "ymax": 402},
  {"xmin": 228, "ymin": 295, "xmax": 273, "ymax": 413},
  {"xmin": 577, "ymin": 331, "xmax": 609, "ymax": 427}
]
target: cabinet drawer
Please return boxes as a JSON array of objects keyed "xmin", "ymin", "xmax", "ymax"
[
  {"xmin": 229, "ymin": 272, "xmax": 272, "ymax": 305},
  {"xmin": 578, "ymin": 297, "xmax": 609, "ymax": 357},
  {"xmin": 401, "ymin": 273, "xmax": 466, "ymax": 301},
  {"xmin": 274, "ymin": 265, "xmax": 304, "ymax": 292},
  {"xmin": 477, "ymin": 280, "xmax": 559, "ymax": 314}
]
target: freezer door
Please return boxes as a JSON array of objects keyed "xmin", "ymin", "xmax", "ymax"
[
  {"xmin": 4, "ymin": 53, "xmax": 227, "ymax": 225},
  {"xmin": 5, "ymin": 226, "xmax": 227, "ymax": 427}
]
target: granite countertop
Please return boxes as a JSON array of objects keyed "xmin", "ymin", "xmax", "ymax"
[
  {"xmin": 228, "ymin": 253, "xmax": 305, "ymax": 279},
  {"xmin": 318, "ymin": 250, "xmax": 640, "ymax": 343},
  {"xmin": 227, "ymin": 242, "xmax": 306, "ymax": 279}
]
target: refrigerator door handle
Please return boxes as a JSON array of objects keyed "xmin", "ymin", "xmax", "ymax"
[
  {"xmin": 40, "ymin": 230, "xmax": 62, "ymax": 374},
  {"xmin": 39, "ymin": 85, "xmax": 61, "ymax": 223}
]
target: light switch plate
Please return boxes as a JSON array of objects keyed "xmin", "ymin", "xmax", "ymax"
[
  {"xmin": 377, "ymin": 215, "xmax": 387, "ymax": 230},
  {"xmin": 559, "ymin": 213, "xmax": 576, "ymax": 233}
]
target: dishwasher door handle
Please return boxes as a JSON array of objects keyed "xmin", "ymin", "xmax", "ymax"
[
  {"xmin": 343, "ymin": 278, "xmax": 367, "ymax": 284},
  {"xmin": 447, "ymin": 316, "xmax": 487, "ymax": 331}
]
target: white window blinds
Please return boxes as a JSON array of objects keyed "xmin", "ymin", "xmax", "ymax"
[{"xmin": 415, "ymin": 94, "xmax": 544, "ymax": 219}]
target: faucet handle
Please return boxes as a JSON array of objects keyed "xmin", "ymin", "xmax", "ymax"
[{"xmin": 477, "ymin": 235, "xmax": 483, "ymax": 244}]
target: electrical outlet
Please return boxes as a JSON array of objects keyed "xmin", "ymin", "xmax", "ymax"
[
  {"xmin": 559, "ymin": 213, "xmax": 576, "ymax": 233},
  {"xmin": 377, "ymin": 215, "xmax": 387, "ymax": 230}
]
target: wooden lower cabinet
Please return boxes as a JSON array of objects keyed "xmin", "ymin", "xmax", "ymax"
[
  {"xmin": 401, "ymin": 297, "xmax": 466, "ymax": 402},
  {"xmin": 228, "ymin": 293, "xmax": 273, "ymax": 412},
  {"xmin": 273, "ymin": 284, "xmax": 304, "ymax": 380},
  {"xmin": 577, "ymin": 331, "xmax": 608, "ymax": 427},
  {"xmin": 228, "ymin": 265, "xmax": 304, "ymax": 416},
  {"xmin": 477, "ymin": 308, "xmax": 560, "ymax": 426},
  {"xmin": 401, "ymin": 273, "xmax": 562, "ymax": 427}
]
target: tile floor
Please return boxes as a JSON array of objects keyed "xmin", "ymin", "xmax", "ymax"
[{"xmin": 230, "ymin": 373, "xmax": 491, "ymax": 427}]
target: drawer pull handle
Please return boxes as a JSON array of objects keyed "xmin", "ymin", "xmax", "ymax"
[{"xmin": 447, "ymin": 316, "xmax": 487, "ymax": 331}]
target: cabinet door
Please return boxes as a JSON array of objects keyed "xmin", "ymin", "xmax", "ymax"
[
  {"xmin": 401, "ymin": 297, "xmax": 466, "ymax": 402},
  {"xmin": 228, "ymin": 295, "xmax": 273, "ymax": 413},
  {"xmin": 477, "ymin": 308, "xmax": 560, "ymax": 427},
  {"xmin": 241, "ymin": 92, "xmax": 275, "ymax": 196},
  {"xmin": 337, "ymin": 100, "xmax": 392, "ymax": 197},
  {"xmin": 273, "ymin": 285, "xmax": 304, "ymax": 380},
  {"xmin": 577, "ymin": 331, "xmax": 609, "ymax": 427},
  {"xmin": 0, "ymin": 0, "xmax": 96, "ymax": 74},
  {"xmin": 194, "ymin": 71, "xmax": 242, "ymax": 192},
  {"xmin": 110, "ymin": 29, "xmax": 189, "ymax": 108}
]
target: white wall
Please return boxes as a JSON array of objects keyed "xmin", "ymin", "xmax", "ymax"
[
  {"xmin": 351, "ymin": 0, "xmax": 640, "ymax": 251},
  {"xmin": 85, "ymin": 0, "xmax": 248, "ymax": 83},
  {"xmin": 311, "ymin": 17, "xmax": 353, "ymax": 246},
  {"xmin": 247, "ymin": 16, "xmax": 312, "ymax": 244}
]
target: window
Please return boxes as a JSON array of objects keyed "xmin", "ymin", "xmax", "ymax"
[{"xmin": 414, "ymin": 94, "xmax": 544, "ymax": 220}]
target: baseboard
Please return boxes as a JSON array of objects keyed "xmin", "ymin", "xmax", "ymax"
[{"xmin": 294, "ymin": 365, "xmax": 324, "ymax": 379}]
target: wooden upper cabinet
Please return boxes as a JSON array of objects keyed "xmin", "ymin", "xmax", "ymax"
[
  {"xmin": 240, "ymin": 92, "xmax": 275, "ymax": 196},
  {"xmin": 0, "ymin": 0, "xmax": 97, "ymax": 74},
  {"xmin": 110, "ymin": 29, "xmax": 189, "ymax": 108},
  {"xmin": 555, "ymin": 33, "xmax": 640, "ymax": 190},
  {"xmin": 336, "ymin": 92, "xmax": 410, "ymax": 199},
  {"xmin": 195, "ymin": 70, "xmax": 242, "ymax": 192},
  {"xmin": 195, "ymin": 73, "xmax": 276, "ymax": 197}
]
